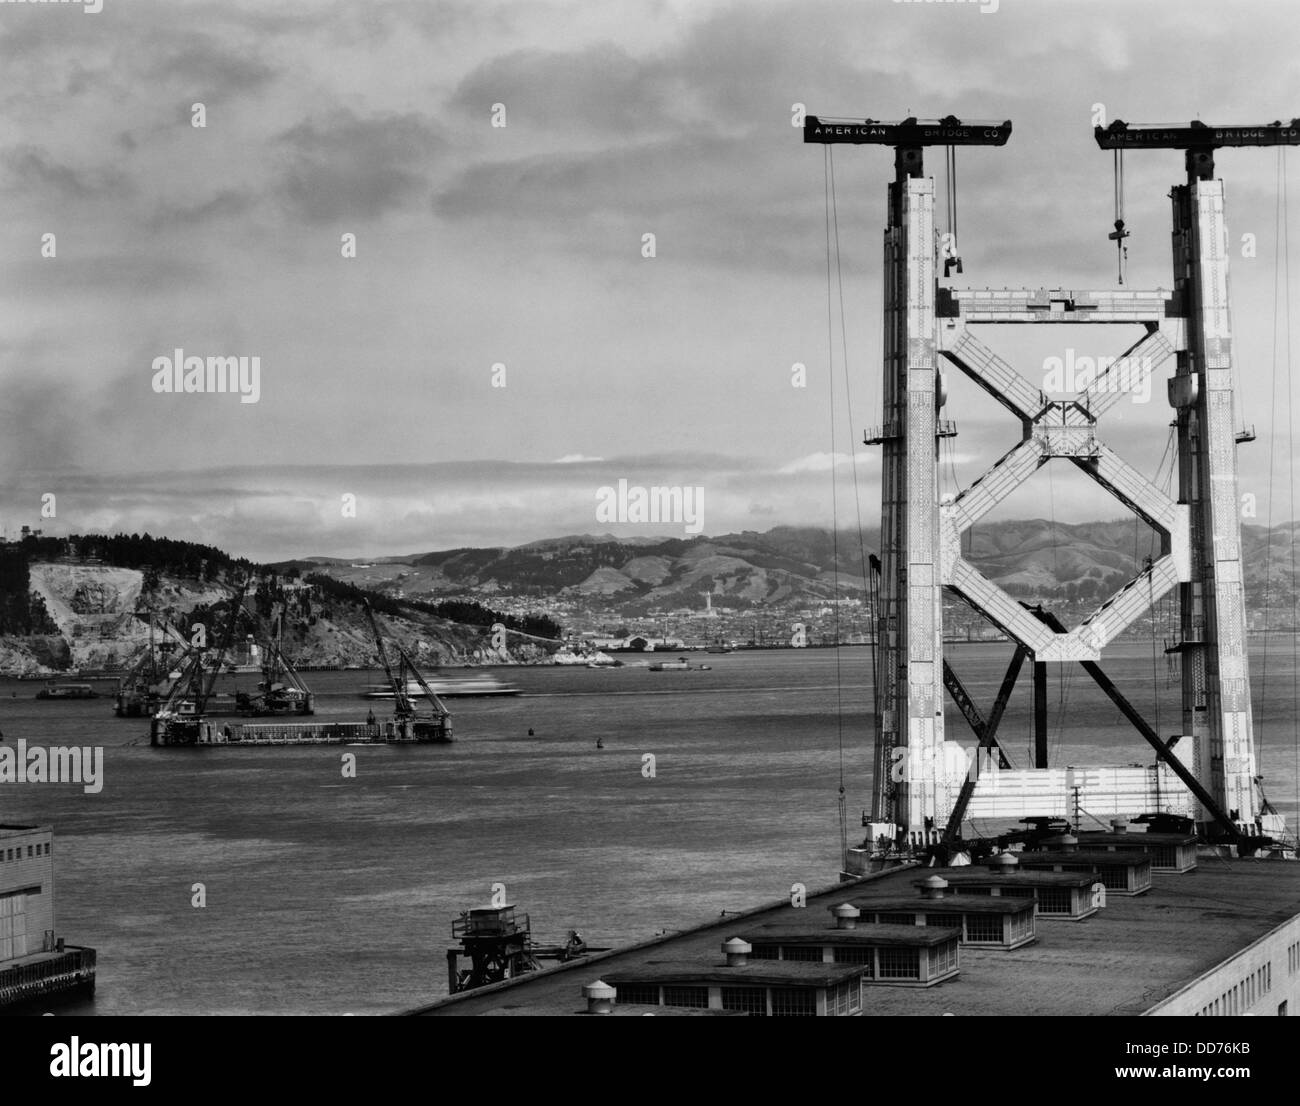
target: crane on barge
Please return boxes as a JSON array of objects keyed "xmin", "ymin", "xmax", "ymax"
[
  {"xmin": 151, "ymin": 579, "xmax": 249, "ymax": 745},
  {"xmin": 362, "ymin": 600, "xmax": 453, "ymax": 743}
]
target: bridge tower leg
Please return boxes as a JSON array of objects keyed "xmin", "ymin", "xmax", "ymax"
[
  {"xmin": 874, "ymin": 146, "xmax": 947, "ymax": 839},
  {"xmin": 1171, "ymin": 164, "xmax": 1258, "ymax": 833}
]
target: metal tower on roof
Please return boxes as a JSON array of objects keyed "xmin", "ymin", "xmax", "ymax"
[{"xmin": 803, "ymin": 112, "xmax": 1300, "ymax": 856}]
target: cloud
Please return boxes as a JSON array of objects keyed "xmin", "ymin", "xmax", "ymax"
[
  {"xmin": 274, "ymin": 109, "xmax": 446, "ymax": 224},
  {"xmin": 0, "ymin": 144, "xmax": 130, "ymax": 200}
]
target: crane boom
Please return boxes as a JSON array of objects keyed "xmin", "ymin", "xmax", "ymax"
[
  {"xmin": 1095, "ymin": 118, "xmax": 1300, "ymax": 151},
  {"xmin": 362, "ymin": 600, "xmax": 413, "ymax": 717},
  {"xmin": 804, "ymin": 115, "xmax": 1011, "ymax": 147}
]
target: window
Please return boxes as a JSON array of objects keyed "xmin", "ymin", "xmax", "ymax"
[
  {"xmin": 998, "ymin": 887, "xmax": 1035, "ymax": 899},
  {"xmin": 781, "ymin": 945, "xmax": 823, "ymax": 963},
  {"xmin": 614, "ymin": 983, "xmax": 659, "ymax": 1006},
  {"xmin": 877, "ymin": 913, "xmax": 916, "ymax": 925},
  {"xmin": 833, "ymin": 946, "xmax": 873, "ymax": 966},
  {"xmin": 964, "ymin": 913, "xmax": 1005, "ymax": 943},
  {"xmin": 721, "ymin": 987, "xmax": 767, "ymax": 1015},
  {"xmin": 770, "ymin": 988, "xmax": 816, "ymax": 1016},
  {"xmin": 925, "ymin": 914, "xmax": 963, "ymax": 928},
  {"xmin": 930, "ymin": 941, "xmax": 959, "ymax": 977},
  {"xmin": 878, "ymin": 947, "xmax": 920, "ymax": 979},
  {"xmin": 1099, "ymin": 866, "xmax": 1128, "ymax": 890},
  {"xmin": 662, "ymin": 986, "xmax": 708, "ymax": 1009},
  {"xmin": 750, "ymin": 944, "xmax": 780, "ymax": 961},
  {"xmin": 1151, "ymin": 846, "xmax": 1177, "ymax": 868},
  {"xmin": 827, "ymin": 980, "xmax": 859, "ymax": 1016},
  {"xmin": 1008, "ymin": 911, "xmax": 1033, "ymax": 941},
  {"xmin": 27, "ymin": 846, "xmax": 33, "ymax": 858},
  {"xmin": 1035, "ymin": 887, "xmax": 1071, "ymax": 913}
]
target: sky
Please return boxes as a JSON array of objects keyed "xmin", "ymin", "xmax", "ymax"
[{"xmin": 2, "ymin": 0, "xmax": 1299, "ymax": 560}]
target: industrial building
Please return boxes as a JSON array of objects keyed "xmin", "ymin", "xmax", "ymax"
[{"xmin": 0, "ymin": 824, "xmax": 96, "ymax": 1009}]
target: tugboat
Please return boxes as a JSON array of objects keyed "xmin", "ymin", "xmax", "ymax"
[{"xmin": 35, "ymin": 683, "xmax": 98, "ymax": 700}]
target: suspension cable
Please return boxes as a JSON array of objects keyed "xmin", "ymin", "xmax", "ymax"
[{"xmin": 824, "ymin": 146, "xmax": 849, "ymax": 868}]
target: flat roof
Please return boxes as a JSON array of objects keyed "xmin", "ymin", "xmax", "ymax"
[
  {"xmin": 1018, "ymin": 851, "xmax": 1151, "ymax": 868},
  {"xmin": 843, "ymin": 896, "xmax": 1032, "ymax": 915},
  {"xmin": 405, "ymin": 858, "xmax": 1300, "ymax": 1016},
  {"xmin": 605, "ymin": 959, "xmax": 865, "ymax": 988},
  {"xmin": 1072, "ymin": 833, "xmax": 1197, "ymax": 847},
  {"xmin": 912, "ymin": 869, "xmax": 1093, "ymax": 888},
  {"xmin": 737, "ymin": 923, "xmax": 955, "ymax": 948}
]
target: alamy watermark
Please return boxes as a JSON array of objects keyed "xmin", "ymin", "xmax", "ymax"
[
  {"xmin": 891, "ymin": 743, "xmax": 999, "ymax": 786},
  {"xmin": 3, "ymin": 0, "xmax": 102, "ymax": 12},
  {"xmin": 1042, "ymin": 349, "xmax": 1152, "ymax": 405},
  {"xmin": 0, "ymin": 740, "xmax": 103, "ymax": 794},
  {"xmin": 595, "ymin": 479, "xmax": 704, "ymax": 535},
  {"xmin": 152, "ymin": 349, "xmax": 261, "ymax": 404},
  {"xmin": 894, "ymin": 0, "xmax": 999, "ymax": 14}
]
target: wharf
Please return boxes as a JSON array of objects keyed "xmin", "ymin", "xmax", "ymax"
[{"xmin": 0, "ymin": 947, "xmax": 96, "ymax": 1010}]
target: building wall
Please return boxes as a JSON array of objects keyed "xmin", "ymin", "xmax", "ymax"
[
  {"xmin": 1145, "ymin": 911, "xmax": 1300, "ymax": 1016},
  {"xmin": 0, "ymin": 826, "xmax": 55, "ymax": 962}
]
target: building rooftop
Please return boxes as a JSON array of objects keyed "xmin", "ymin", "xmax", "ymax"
[{"xmin": 406, "ymin": 858, "xmax": 1300, "ymax": 1016}]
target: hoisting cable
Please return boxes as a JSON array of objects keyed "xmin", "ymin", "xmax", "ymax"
[
  {"xmin": 828, "ymin": 145, "xmax": 879, "ymax": 842},
  {"xmin": 944, "ymin": 145, "xmax": 962, "ymax": 276},
  {"xmin": 824, "ymin": 145, "xmax": 849, "ymax": 870},
  {"xmin": 1110, "ymin": 149, "xmax": 1129, "ymax": 285}
]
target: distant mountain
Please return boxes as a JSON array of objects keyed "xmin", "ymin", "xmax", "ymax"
[{"xmin": 305, "ymin": 520, "xmax": 1300, "ymax": 616}]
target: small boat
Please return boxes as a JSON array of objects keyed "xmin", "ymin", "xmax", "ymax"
[
  {"xmin": 648, "ymin": 658, "xmax": 691, "ymax": 672},
  {"xmin": 362, "ymin": 675, "xmax": 520, "ymax": 699},
  {"xmin": 35, "ymin": 683, "xmax": 98, "ymax": 700}
]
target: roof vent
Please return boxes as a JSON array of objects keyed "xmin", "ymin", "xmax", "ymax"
[
  {"xmin": 1111, "ymin": 819, "xmax": 1128, "ymax": 834},
  {"xmin": 920, "ymin": 875, "xmax": 949, "ymax": 900},
  {"xmin": 1059, "ymin": 834, "xmax": 1079, "ymax": 853},
  {"xmin": 986, "ymin": 851, "xmax": 1019, "ymax": 871},
  {"xmin": 583, "ymin": 979, "xmax": 616, "ymax": 1015},
  {"xmin": 723, "ymin": 937, "xmax": 751, "ymax": 967},
  {"xmin": 833, "ymin": 903, "xmax": 861, "ymax": 930}
]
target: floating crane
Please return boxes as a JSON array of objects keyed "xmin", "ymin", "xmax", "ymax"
[
  {"xmin": 235, "ymin": 609, "xmax": 314, "ymax": 717},
  {"xmin": 150, "ymin": 580, "xmax": 248, "ymax": 745},
  {"xmin": 362, "ymin": 600, "xmax": 452, "ymax": 744}
]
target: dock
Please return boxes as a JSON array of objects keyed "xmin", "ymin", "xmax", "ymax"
[{"xmin": 0, "ymin": 946, "xmax": 96, "ymax": 1009}]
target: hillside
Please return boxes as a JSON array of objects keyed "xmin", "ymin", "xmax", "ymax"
[
  {"xmin": 0, "ymin": 533, "xmax": 561, "ymax": 676},
  {"xmin": 300, "ymin": 520, "xmax": 1300, "ymax": 619}
]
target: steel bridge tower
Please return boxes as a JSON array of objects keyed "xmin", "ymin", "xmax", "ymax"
[{"xmin": 804, "ymin": 114, "xmax": 1300, "ymax": 853}]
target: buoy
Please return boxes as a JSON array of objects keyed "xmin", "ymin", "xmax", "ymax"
[
  {"xmin": 528, "ymin": 728, "xmax": 534, "ymax": 736},
  {"xmin": 596, "ymin": 738, "xmax": 605, "ymax": 749}
]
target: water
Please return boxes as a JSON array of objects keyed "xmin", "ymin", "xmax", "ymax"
[{"xmin": 1, "ymin": 645, "xmax": 1296, "ymax": 1015}]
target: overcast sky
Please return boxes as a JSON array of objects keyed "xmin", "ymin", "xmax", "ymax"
[{"xmin": 2, "ymin": 0, "xmax": 1299, "ymax": 560}]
